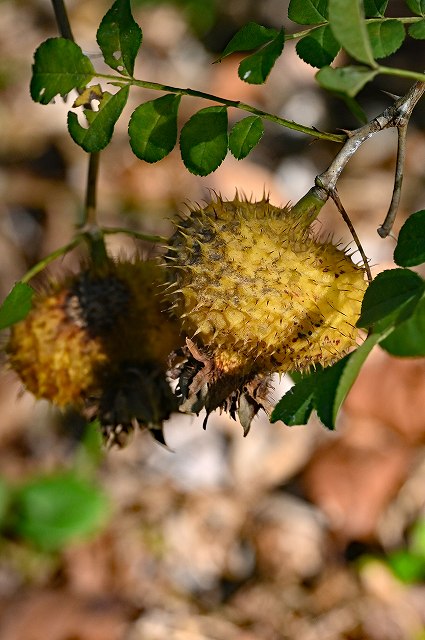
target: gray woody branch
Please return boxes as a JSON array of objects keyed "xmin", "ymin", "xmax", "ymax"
[{"xmin": 315, "ymin": 81, "xmax": 425, "ymax": 238}]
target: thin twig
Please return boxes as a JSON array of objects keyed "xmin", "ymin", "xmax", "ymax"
[
  {"xmin": 378, "ymin": 123, "xmax": 408, "ymax": 238},
  {"xmin": 316, "ymin": 80, "xmax": 425, "ymax": 237},
  {"xmin": 83, "ymin": 152, "xmax": 100, "ymax": 228},
  {"xmin": 330, "ymin": 190, "xmax": 372, "ymax": 284}
]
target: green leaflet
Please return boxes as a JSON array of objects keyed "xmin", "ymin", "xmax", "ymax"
[
  {"xmin": 179, "ymin": 106, "xmax": 228, "ymax": 175},
  {"xmin": 394, "ymin": 210, "xmax": 425, "ymax": 266},
  {"xmin": 67, "ymin": 86, "xmax": 129, "ymax": 152},
  {"xmin": 229, "ymin": 116, "xmax": 264, "ymax": 159},
  {"xmin": 96, "ymin": 0, "xmax": 142, "ymax": 76},
  {"xmin": 328, "ymin": 0, "xmax": 377, "ymax": 66},
  {"xmin": 30, "ymin": 38, "xmax": 95, "ymax": 104},
  {"xmin": 129, "ymin": 94, "xmax": 181, "ymax": 162},
  {"xmin": 0, "ymin": 283, "xmax": 34, "ymax": 330}
]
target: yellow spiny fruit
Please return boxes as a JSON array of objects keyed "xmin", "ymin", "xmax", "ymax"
[
  {"xmin": 7, "ymin": 258, "xmax": 181, "ymax": 446},
  {"xmin": 166, "ymin": 193, "xmax": 367, "ymax": 432}
]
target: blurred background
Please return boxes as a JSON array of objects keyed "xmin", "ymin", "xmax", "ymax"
[{"xmin": 1, "ymin": 1, "xmax": 425, "ymax": 638}]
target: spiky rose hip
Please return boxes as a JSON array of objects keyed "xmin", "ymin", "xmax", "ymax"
[
  {"xmin": 8, "ymin": 258, "xmax": 181, "ymax": 446},
  {"xmin": 166, "ymin": 194, "xmax": 367, "ymax": 431}
]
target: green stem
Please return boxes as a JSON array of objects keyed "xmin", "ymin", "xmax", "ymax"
[
  {"xmin": 97, "ymin": 73, "xmax": 345, "ymax": 143},
  {"xmin": 285, "ymin": 16, "xmax": 424, "ymax": 41},
  {"xmin": 378, "ymin": 66, "xmax": 425, "ymax": 83},
  {"xmin": 51, "ymin": 0, "xmax": 74, "ymax": 40},
  {"xmin": 21, "ymin": 237, "xmax": 83, "ymax": 283},
  {"xmin": 82, "ymin": 151, "xmax": 100, "ymax": 228}
]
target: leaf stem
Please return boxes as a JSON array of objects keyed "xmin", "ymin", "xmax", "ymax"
[
  {"xmin": 285, "ymin": 16, "xmax": 424, "ymax": 41},
  {"xmin": 96, "ymin": 73, "xmax": 345, "ymax": 143},
  {"xmin": 82, "ymin": 151, "xmax": 100, "ymax": 228},
  {"xmin": 21, "ymin": 237, "xmax": 83, "ymax": 283}
]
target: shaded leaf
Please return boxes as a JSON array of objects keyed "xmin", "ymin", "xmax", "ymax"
[
  {"xmin": 96, "ymin": 0, "xmax": 142, "ymax": 76},
  {"xmin": 316, "ymin": 64, "xmax": 378, "ymax": 96},
  {"xmin": 288, "ymin": 0, "xmax": 328, "ymax": 24},
  {"xmin": 30, "ymin": 38, "xmax": 95, "ymax": 104},
  {"xmin": 364, "ymin": 0, "xmax": 389, "ymax": 16},
  {"xmin": 238, "ymin": 29, "xmax": 285, "ymax": 84},
  {"xmin": 367, "ymin": 19, "xmax": 405, "ymax": 58},
  {"xmin": 67, "ymin": 86, "xmax": 129, "ymax": 152},
  {"xmin": 409, "ymin": 18, "xmax": 425, "ymax": 38},
  {"xmin": 0, "ymin": 282, "xmax": 34, "ymax": 330},
  {"xmin": 394, "ymin": 209, "xmax": 425, "ymax": 266},
  {"xmin": 180, "ymin": 106, "xmax": 228, "ymax": 175},
  {"xmin": 218, "ymin": 22, "xmax": 279, "ymax": 60},
  {"xmin": 229, "ymin": 116, "xmax": 264, "ymax": 159},
  {"xmin": 296, "ymin": 24, "xmax": 340, "ymax": 67},
  {"xmin": 381, "ymin": 294, "xmax": 425, "ymax": 356},
  {"xmin": 406, "ymin": 0, "xmax": 425, "ymax": 16},
  {"xmin": 357, "ymin": 268, "xmax": 424, "ymax": 330},
  {"xmin": 129, "ymin": 93, "xmax": 181, "ymax": 162},
  {"xmin": 270, "ymin": 374, "xmax": 315, "ymax": 426},
  {"xmin": 328, "ymin": 0, "xmax": 377, "ymax": 66},
  {"xmin": 11, "ymin": 473, "xmax": 109, "ymax": 551}
]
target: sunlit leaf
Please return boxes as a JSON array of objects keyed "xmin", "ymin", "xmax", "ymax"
[
  {"xmin": 357, "ymin": 268, "xmax": 424, "ymax": 330},
  {"xmin": 30, "ymin": 38, "xmax": 95, "ymax": 104},
  {"xmin": 367, "ymin": 19, "xmax": 405, "ymax": 58},
  {"xmin": 67, "ymin": 86, "xmax": 129, "ymax": 152},
  {"xmin": 238, "ymin": 29, "xmax": 285, "ymax": 84},
  {"xmin": 288, "ymin": 0, "xmax": 328, "ymax": 24},
  {"xmin": 96, "ymin": 0, "xmax": 142, "ymax": 76},
  {"xmin": 328, "ymin": 0, "xmax": 377, "ymax": 66},
  {"xmin": 12, "ymin": 473, "xmax": 109, "ymax": 551},
  {"xmin": 180, "ymin": 106, "xmax": 228, "ymax": 175},
  {"xmin": 394, "ymin": 210, "xmax": 425, "ymax": 266},
  {"xmin": 316, "ymin": 65, "xmax": 378, "ymax": 96},
  {"xmin": 229, "ymin": 116, "xmax": 264, "ymax": 159},
  {"xmin": 129, "ymin": 93, "xmax": 181, "ymax": 162},
  {"xmin": 218, "ymin": 22, "xmax": 279, "ymax": 60},
  {"xmin": 296, "ymin": 25, "xmax": 340, "ymax": 67},
  {"xmin": 0, "ymin": 282, "xmax": 34, "ymax": 330}
]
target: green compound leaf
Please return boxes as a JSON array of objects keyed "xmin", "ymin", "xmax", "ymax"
[
  {"xmin": 30, "ymin": 38, "xmax": 95, "ymax": 104},
  {"xmin": 364, "ymin": 0, "xmax": 389, "ymax": 16},
  {"xmin": 288, "ymin": 0, "xmax": 328, "ymax": 24},
  {"xmin": 229, "ymin": 116, "xmax": 264, "ymax": 159},
  {"xmin": 270, "ymin": 374, "xmax": 315, "ymax": 426},
  {"xmin": 218, "ymin": 22, "xmax": 279, "ymax": 60},
  {"xmin": 296, "ymin": 25, "xmax": 340, "ymax": 67},
  {"xmin": 316, "ymin": 64, "xmax": 378, "ymax": 96},
  {"xmin": 96, "ymin": 0, "xmax": 142, "ymax": 76},
  {"xmin": 0, "ymin": 282, "xmax": 34, "ymax": 330},
  {"xmin": 180, "ymin": 106, "xmax": 228, "ymax": 176},
  {"xmin": 381, "ymin": 294, "xmax": 425, "ymax": 356},
  {"xmin": 367, "ymin": 19, "xmax": 405, "ymax": 58},
  {"xmin": 67, "ymin": 85, "xmax": 129, "ymax": 152},
  {"xmin": 409, "ymin": 19, "xmax": 425, "ymax": 38},
  {"xmin": 238, "ymin": 29, "xmax": 285, "ymax": 84},
  {"xmin": 11, "ymin": 473, "xmax": 109, "ymax": 551},
  {"xmin": 328, "ymin": 0, "xmax": 377, "ymax": 66},
  {"xmin": 357, "ymin": 268, "xmax": 424, "ymax": 330},
  {"xmin": 129, "ymin": 93, "xmax": 181, "ymax": 162},
  {"xmin": 406, "ymin": 0, "xmax": 425, "ymax": 16},
  {"xmin": 314, "ymin": 355, "xmax": 350, "ymax": 429},
  {"xmin": 394, "ymin": 210, "xmax": 425, "ymax": 266}
]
